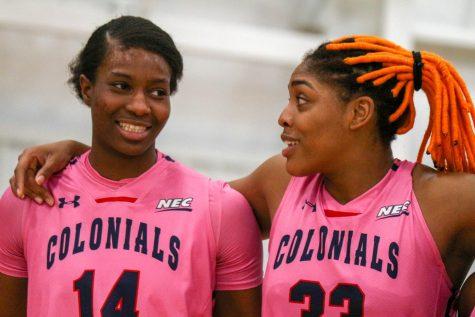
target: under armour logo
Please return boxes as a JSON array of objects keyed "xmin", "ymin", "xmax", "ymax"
[
  {"xmin": 69, "ymin": 157, "xmax": 79, "ymax": 165},
  {"xmin": 58, "ymin": 195, "xmax": 81, "ymax": 208},
  {"xmin": 302, "ymin": 199, "xmax": 317, "ymax": 212}
]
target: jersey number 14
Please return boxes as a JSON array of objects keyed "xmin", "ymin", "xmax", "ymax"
[{"xmin": 74, "ymin": 270, "xmax": 140, "ymax": 317}]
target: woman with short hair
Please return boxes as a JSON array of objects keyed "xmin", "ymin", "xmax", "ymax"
[{"xmin": 0, "ymin": 16, "xmax": 262, "ymax": 317}]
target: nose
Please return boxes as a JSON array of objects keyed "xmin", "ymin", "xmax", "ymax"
[
  {"xmin": 278, "ymin": 102, "xmax": 293, "ymax": 128},
  {"xmin": 126, "ymin": 91, "xmax": 151, "ymax": 116}
]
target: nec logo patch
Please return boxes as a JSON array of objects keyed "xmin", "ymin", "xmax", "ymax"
[
  {"xmin": 377, "ymin": 200, "xmax": 410, "ymax": 220},
  {"xmin": 58, "ymin": 195, "xmax": 81, "ymax": 208},
  {"xmin": 156, "ymin": 198, "xmax": 193, "ymax": 212}
]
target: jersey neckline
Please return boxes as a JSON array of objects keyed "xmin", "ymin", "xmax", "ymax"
[
  {"xmin": 320, "ymin": 159, "xmax": 403, "ymax": 210},
  {"xmin": 79, "ymin": 149, "xmax": 167, "ymax": 191}
]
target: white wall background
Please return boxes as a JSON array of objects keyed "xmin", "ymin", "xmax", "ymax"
[{"xmin": 1, "ymin": 0, "xmax": 474, "ymax": 278}]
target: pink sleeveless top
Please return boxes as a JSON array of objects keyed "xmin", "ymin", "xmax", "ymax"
[{"xmin": 263, "ymin": 160, "xmax": 455, "ymax": 316}]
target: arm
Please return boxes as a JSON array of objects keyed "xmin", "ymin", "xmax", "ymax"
[
  {"xmin": 214, "ymin": 286, "xmax": 261, "ymax": 317},
  {"xmin": 413, "ymin": 166, "xmax": 475, "ymax": 288},
  {"xmin": 210, "ymin": 182, "xmax": 263, "ymax": 316},
  {"xmin": 0, "ymin": 273, "xmax": 27, "ymax": 317},
  {"xmin": 437, "ymin": 175, "xmax": 475, "ymax": 288},
  {"xmin": 229, "ymin": 155, "xmax": 290, "ymax": 238},
  {"xmin": 0, "ymin": 190, "xmax": 29, "ymax": 316},
  {"xmin": 458, "ymin": 273, "xmax": 475, "ymax": 317},
  {"xmin": 10, "ymin": 140, "xmax": 89, "ymax": 206}
]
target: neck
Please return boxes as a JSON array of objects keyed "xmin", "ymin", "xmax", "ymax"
[
  {"xmin": 323, "ymin": 144, "xmax": 394, "ymax": 204},
  {"xmin": 89, "ymin": 143, "xmax": 157, "ymax": 181}
]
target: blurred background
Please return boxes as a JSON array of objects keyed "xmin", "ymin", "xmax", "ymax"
[{"xmin": 1, "ymin": 0, "xmax": 474, "ymax": 274}]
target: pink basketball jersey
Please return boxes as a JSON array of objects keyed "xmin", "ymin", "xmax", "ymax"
[
  {"xmin": 263, "ymin": 160, "xmax": 455, "ymax": 316},
  {"xmin": 0, "ymin": 151, "xmax": 262, "ymax": 316}
]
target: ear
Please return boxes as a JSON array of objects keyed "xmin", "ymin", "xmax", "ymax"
[
  {"xmin": 79, "ymin": 74, "xmax": 93, "ymax": 106},
  {"xmin": 346, "ymin": 96, "xmax": 375, "ymax": 131}
]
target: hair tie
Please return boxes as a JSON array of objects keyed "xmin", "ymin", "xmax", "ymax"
[{"xmin": 412, "ymin": 51, "xmax": 423, "ymax": 91}]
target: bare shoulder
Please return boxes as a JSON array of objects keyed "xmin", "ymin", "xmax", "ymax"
[
  {"xmin": 413, "ymin": 164, "xmax": 475, "ymax": 212},
  {"xmin": 253, "ymin": 154, "xmax": 291, "ymax": 188},
  {"xmin": 413, "ymin": 164, "xmax": 474, "ymax": 286},
  {"xmin": 230, "ymin": 154, "xmax": 290, "ymax": 209},
  {"xmin": 229, "ymin": 154, "xmax": 291, "ymax": 237},
  {"xmin": 256, "ymin": 154, "xmax": 292, "ymax": 213}
]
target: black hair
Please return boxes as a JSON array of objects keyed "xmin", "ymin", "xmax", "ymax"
[
  {"xmin": 302, "ymin": 39, "xmax": 406, "ymax": 146},
  {"xmin": 68, "ymin": 15, "xmax": 183, "ymax": 100}
]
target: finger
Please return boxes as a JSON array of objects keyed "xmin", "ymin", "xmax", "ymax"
[
  {"xmin": 26, "ymin": 184, "xmax": 54, "ymax": 206},
  {"xmin": 14, "ymin": 153, "xmax": 37, "ymax": 199},
  {"xmin": 35, "ymin": 187, "xmax": 55, "ymax": 207},
  {"xmin": 24, "ymin": 169, "xmax": 55, "ymax": 206},
  {"xmin": 9, "ymin": 175, "xmax": 22, "ymax": 199},
  {"xmin": 36, "ymin": 156, "xmax": 63, "ymax": 185},
  {"xmin": 23, "ymin": 169, "xmax": 44, "ymax": 205},
  {"xmin": 23, "ymin": 187, "xmax": 43, "ymax": 205},
  {"xmin": 28, "ymin": 157, "xmax": 38, "ymax": 170},
  {"xmin": 13, "ymin": 165, "xmax": 26, "ymax": 199}
]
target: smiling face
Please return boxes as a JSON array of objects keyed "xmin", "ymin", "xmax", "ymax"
[
  {"xmin": 80, "ymin": 45, "xmax": 172, "ymax": 160},
  {"xmin": 279, "ymin": 64, "xmax": 353, "ymax": 176}
]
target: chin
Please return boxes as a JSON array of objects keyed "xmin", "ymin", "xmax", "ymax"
[
  {"xmin": 285, "ymin": 159, "xmax": 309, "ymax": 176},
  {"xmin": 285, "ymin": 155, "xmax": 323, "ymax": 176},
  {"xmin": 114, "ymin": 142, "xmax": 154, "ymax": 158}
]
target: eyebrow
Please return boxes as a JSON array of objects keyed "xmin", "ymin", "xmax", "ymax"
[
  {"xmin": 110, "ymin": 71, "xmax": 169, "ymax": 83},
  {"xmin": 289, "ymin": 79, "xmax": 315, "ymax": 90}
]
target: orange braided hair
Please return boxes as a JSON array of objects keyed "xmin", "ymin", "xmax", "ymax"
[{"xmin": 325, "ymin": 35, "xmax": 475, "ymax": 173}]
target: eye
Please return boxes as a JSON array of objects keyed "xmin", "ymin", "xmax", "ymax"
[
  {"xmin": 150, "ymin": 89, "xmax": 169, "ymax": 98},
  {"xmin": 296, "ymin": 94, "xmax": 308, "ymax": 106},
  {"xmin": 111, "ymin": 82, "xmax": 130, "ymax": 91}
]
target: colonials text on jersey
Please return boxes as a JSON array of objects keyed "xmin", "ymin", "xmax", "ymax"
[
  {"xmin": 46, "ymin": 216, "xmax": 181, "ymax": 271},
  {"xmin": 272, "ymin": 225, "xmax": 399, "ymax": 279}
]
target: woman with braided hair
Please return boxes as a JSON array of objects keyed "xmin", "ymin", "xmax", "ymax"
[{"xmin": 9, "ymin": 35, "xmax": 475, "ymax": 316}]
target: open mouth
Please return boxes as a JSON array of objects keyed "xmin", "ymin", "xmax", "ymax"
[
  {"xmin": 116, "ymin": 120, "xmax": 152, "ymax": 142},
  {"xmin": 281, "ymin": 135, "xmax": 300, "ymax": 157},
  {"xmin": 118, "ymin": 122, "xmax": 149, "ymax": 133},
  {"xmin": 284, "ymin": 140, "xmax": 299, "ymax": 148}
]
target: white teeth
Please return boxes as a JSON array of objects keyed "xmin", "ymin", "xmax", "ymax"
[
  {"xmin": 285, "ymin": 140, "xmax": 299, "ymax": 147},
  {"xmin": 119, "ymin": 122, "xmax": 147, "ymax": 133}
]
